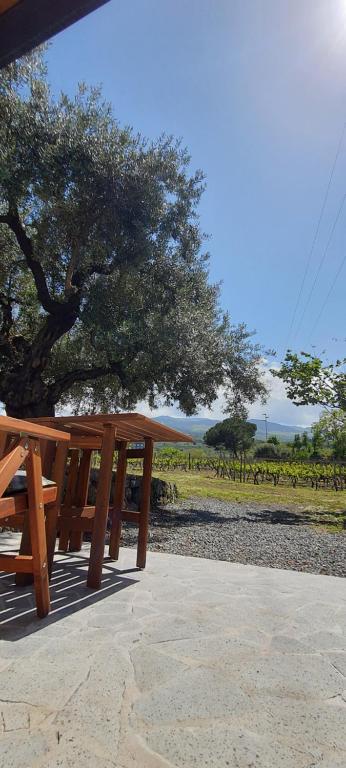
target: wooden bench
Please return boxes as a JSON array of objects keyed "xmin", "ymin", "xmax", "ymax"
[{"xmin": 0, "ymin": 416, "xmax": 70, "ymax": 617}]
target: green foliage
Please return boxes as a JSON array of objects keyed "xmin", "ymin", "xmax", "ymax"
[
  {"xmin": 273, "ymin": 351, "xmax": 346, "ymax": 411},
  {"xmin": 312, "ymin": 410, "xmax": 346, "ymax": 461},
  {"xmin": 0, "ymin": 50, "xmax": 266, "ymax": 417},
  {"xmin": 267, "ymin": 435, "xmax": 279, "ymax": 445},
  {"xmin": 254, "ymin": 443, "xmax": 278, "ymax": 459},
  {"xmin": 204, "ymin": 417, "xmax": 257, "ymax": 457},
  {"xmin": 150, "ymin": 448, "xmax": 346, "ymax": 492}
]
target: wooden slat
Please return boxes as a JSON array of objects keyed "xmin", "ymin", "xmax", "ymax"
[
  {"xmin": 65, "ymin": 422, "xmax": 104, "ymax": 436},
  {"xmin": 0, "ymin": 0, "xmax": 111, "ymax": 70},
  {"xmin": 0, "ymin": 415, "xmax": 70, "ymax": 442},
  {"xmin": 0, "ymin": 554, "xmax": 33, "ymax": 573}
]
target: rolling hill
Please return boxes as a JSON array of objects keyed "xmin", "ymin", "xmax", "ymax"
[{"xmin": 154, "ymin": 415, "xmax": 311, "ymax": 443}]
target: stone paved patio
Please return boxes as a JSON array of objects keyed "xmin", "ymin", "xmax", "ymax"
[{"xmin": 0, "ymin": 531, "xmax": 346, "ymax": 767}]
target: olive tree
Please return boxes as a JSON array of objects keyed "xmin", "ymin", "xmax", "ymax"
[{"xmin": 0, "ymin": 50, "xmax": 266, "ymax": 418}]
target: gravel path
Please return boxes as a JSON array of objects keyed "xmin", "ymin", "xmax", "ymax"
[{"xmin": 121, "ymin": 497, "xmax": 346, "ymax": 578}]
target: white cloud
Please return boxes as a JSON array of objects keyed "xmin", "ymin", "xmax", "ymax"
[
  {"xmin": 247, "ymin": 365, "xmax": 321, "ymax": 427},
  {"xmin": 137, "ymin": 362, "xmax": 322, "ymax": 427}
]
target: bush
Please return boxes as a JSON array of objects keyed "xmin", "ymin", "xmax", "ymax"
[{"xmin": 254, "ymin": 444, "xmax": 278, "ymax": 459}]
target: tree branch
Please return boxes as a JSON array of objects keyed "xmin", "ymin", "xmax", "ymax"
[
  {"xmin": 72, "ymin": 258, "xmax": 118, "ymax": 287},
  {"xmin": 3, "ymin": 206, "xmax": 66, "ymax": 315},
  {"xmin": 48, "ymin": 361, "xmax": 124, "ymax": 403},
  {"xmin": 0, "ymin": 291, "xmax": 14, "ymax": 336}
]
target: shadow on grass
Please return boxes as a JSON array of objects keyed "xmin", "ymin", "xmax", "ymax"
[{"xmin": 0, "ymin": 552, "xmax": 138, "ymax": 641}]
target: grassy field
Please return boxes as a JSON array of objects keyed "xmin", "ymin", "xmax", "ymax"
[{"xmin": 155, "ymin": 469, "xmax": 346, "ymax": 515}]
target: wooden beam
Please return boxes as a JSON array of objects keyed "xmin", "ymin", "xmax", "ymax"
[
  {"xmin": 0, "ymin": 0, "xmax": 111, "ymax": 69},
  {"xmin": 87, "ymin": 424, "xmax": 116, "ymax": 589},
  {"xmin": 25, "ymin": 439, "xmax": 50, "ymax": 617},
  {"xmin": 0, "ymin": 1, "xmax": 19, "ymax": 14},
  {"xmin": 0, "ymin": 486, "xmax": 56, "ymax": 518},
  {"xmin": 58, "ymin": 449, "xmax": 79, "ymax": 551},
  {"xmin": 109, "ymin": 441, "xmax": 127, "ymax": 559},
  {"xmin": 0, "ymin": 415, "xmax": 70, "ymax": 442},
  {"xmin": 111, "ymin": 509, "xmax": 140, "ymax": 524},
  {"xmin": 0, "ymin": 554, "xmax": 33, "ymax": 573},
  {"xmin": 46, "ymin": 440, "xmax": 69, "ymax": 577},
  {"xmin": 70, "ymin": 437, "xmax": 102, "ymax": 450},
  {"xmin": 69, "ymin": 449, "xmax": 92, "ymax": 551}
]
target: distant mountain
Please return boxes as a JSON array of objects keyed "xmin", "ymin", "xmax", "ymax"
[
  {"xmin": 248, "ymin": 419, "xmax": 311, "ymax": 442},
  {"xmin": 154, "ymin": 415, "xmax": 311, "ymax": 443}
]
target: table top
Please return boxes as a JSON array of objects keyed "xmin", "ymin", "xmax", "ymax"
[{"xmin": 31, "ymin": 412, "xmax": 193, "ymax": 445}]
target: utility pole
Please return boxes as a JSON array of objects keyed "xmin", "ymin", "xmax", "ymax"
[{"xmin": 263, "ymin": 412, "xmax": 268, "ymax": 441}]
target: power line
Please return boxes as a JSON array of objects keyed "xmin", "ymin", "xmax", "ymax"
[
  {"xmin": 285, "ymin": 121, "xmax": 346, "ymax": 351},
  {"xmin": 309, "ymin": 250, "xmax": 346, "ymax": 340},
  {"xmin": 292, "ymin": 188, "xmax": 346, "ymax": 341}
]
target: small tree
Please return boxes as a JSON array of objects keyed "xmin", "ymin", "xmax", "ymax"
[
  {"xmin": 292, "ymin": 434, "xmax": 302, "ymax": 454},
  {"xmin": 311, "ymin": 428, "xmax": 324, "ymax": 459},
  {"xmin": 267, "ymin": 435, "xmax": 279, "ymax": 445},
  {"xmin": 273, "ymin": 352, "xmax": 346, "ymax": 411},
  {"xmin": 312, "ymin": 410, "xmax": 346, "ymax": 461},
  {"xmin": 204, "ymin": 417, "xmax": 257, "ymax": 458}
]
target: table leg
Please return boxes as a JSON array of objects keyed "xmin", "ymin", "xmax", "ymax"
[
  {"xmin": 15, "ymin": 516, "xmax": 32, "ymax": 586},
  {"xmin": 26, "ymin": 440, "xmax": 50, "ymax": 617},
  {"xmin": 46, "ymin": 441, "xmax": 69, "ymax": 577},
  {"xmin": 136, "ymin": 438, "xmax": 153, "ymax": 569},
  {"xmin": 109, "ymin": 441, "xmax": 127, "ymax": 559},
  {"xmin": 69, "ymin": 449, "xmax": 92, "ymax": 551},
  {"xmin": 59, "ymin": 450, "xmax": 79, "ymax": 551},
  {"xmin": 87, "ymin": 424, "xmax": 116, "ymax": 589}
]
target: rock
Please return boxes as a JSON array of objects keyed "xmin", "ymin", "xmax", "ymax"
[{"xmin": 87, "ymin": 469, "xmax": 177, "ymax": 509}]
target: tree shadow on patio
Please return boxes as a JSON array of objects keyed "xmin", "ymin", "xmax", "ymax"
[{"xmin": 0, "ymin": 553, "xmax": 138, "ymax": 641}]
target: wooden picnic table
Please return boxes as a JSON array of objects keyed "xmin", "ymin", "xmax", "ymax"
[{"xmin": 31, "ymin": 413, "xmax": 193, "ymax": 589}]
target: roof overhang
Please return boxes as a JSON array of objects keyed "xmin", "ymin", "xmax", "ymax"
[
  {"xmin": 0, "ymin": 0, "xmax": 110, "ymax": 69},
  {"xmin": 30, "ymin": 413, "xmax": 194, "ymax": 446}
]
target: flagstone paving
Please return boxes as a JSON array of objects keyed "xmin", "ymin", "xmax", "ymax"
[{"xmin": 0, "ymin": 531, "xmax": 345, "ymax": 767}]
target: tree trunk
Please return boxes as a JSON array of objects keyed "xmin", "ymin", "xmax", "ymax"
[
  {"xmin": 1, "ymin": 369, "xmax": 56, "ymax": 419},
  {"xmin": 5, "ymin": 400, "xmax": 55, "ymax": 419}
]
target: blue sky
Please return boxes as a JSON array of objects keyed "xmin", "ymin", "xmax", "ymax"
[{"xmin": 46, "ymin": 0, "xmax": 346, "ymax": 425}]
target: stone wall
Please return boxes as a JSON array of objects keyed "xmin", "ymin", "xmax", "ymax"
[{"xmin": 88, "ymin": 469, "xmax": 177, "ymax": 509}]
